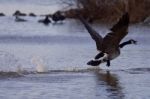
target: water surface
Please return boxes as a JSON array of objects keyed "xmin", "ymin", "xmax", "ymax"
[{"xmin": 0, "ymin": 0, "xmax": 150, "ymax": 99}]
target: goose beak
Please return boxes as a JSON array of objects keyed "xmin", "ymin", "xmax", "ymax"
[{"xmin": 130, "ymin": 39, "xmax": 137, "ymax": 44}]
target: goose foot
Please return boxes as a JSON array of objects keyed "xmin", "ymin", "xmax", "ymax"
[
  {"xmin": 106, "ymin": 60, "xmax": 110, "ymax": 67},
  {"xmin": 87, "ymin": 60, "xmax": 101, "ymax": 66}
]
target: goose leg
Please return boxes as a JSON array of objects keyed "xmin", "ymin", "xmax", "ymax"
[
  {"xmin": 106, "ymin": 60, "xmax": 110, "ymax": 67},
  {"xmin": 119, "ymin": 39, "xmax": 137, "ymax": 48}
]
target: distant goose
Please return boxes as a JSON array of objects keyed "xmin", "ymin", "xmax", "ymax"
[
  {"xmin": 0, "ymin": 13, "xmax": 5, "ymax": 16},
  {"xmin": 52, "ymin": 11, "xmax": 66, "ymax": 23},
  {"xmin": 29, "ymin": 13, "xmax": 36, "ymax": 17},
  {"xmin": 15, "ymin": 16, "xmax": 27, "ymax": 22},
  {"xmin": 78, "ymin": 13, "xmax": 137, "ymax": 67},
  {"xmin": 13, "ymin": 10, "xmax": 27, "ymax": 16},
  {"xmin": 38, "ymin": 16, "xmax": 51, "ymax": 25}
]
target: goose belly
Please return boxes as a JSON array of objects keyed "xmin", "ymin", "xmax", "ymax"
[{"xmin": 109, "ymin": 51, "xmax": 120, "ymax": 60}]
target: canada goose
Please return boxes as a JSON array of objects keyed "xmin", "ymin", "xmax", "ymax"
[
  {"xmin": 29, "ymin": 13, "xmax": 36, "ymax": 17},
  {"xmin": 15, "ymin": 15, "xmax": 27, "ymax": 22},
  {"xmin": 13, "ymin": 10, "xmax": 26, "ymax": 16},
  {"xmin": 0, "ymin": 13, "xmax": 5, "ymax": 16},
  {"xmin": 78, "ymin": 13, "xmax": 137, "ymax": 67},
  {"xmin": 38, "ymin": 16, "xmax": 51, "ymax": 25},
  {"xmin": 52, "ymin": 11, "xmax": 66, "ymax": 23}
]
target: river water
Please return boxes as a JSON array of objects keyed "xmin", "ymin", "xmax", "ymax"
[{"xmin": 0, "ymin": 0, "xmax": 150, "ymax": 99}]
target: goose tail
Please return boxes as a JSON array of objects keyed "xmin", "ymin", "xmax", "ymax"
[{"xmin": 87, "ymin": 60, "xmax": 101, "ymax": 66}]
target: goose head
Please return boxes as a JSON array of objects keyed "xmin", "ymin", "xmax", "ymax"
[{"xmin": 129, "ymin": 39, "xmax": 137, "ymax": 44}]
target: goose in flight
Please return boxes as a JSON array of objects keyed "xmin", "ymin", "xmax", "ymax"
[{"xmin": 78, "ymin": 13, "xmax": 137, "ymax": 67}]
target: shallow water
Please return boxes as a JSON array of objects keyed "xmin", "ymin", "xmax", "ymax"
[{"xmin": 0, "ymin": 0, "xmax": 150, "ymax": 99}]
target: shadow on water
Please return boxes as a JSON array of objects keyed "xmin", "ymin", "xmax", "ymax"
[
  {"xmin": 0, "ymin": 71, "xmax": 23, "ymax": 79},
  {"xmin": 94, "ymin": 70, "xmax": 124, "ymax": 99},
  {"xmin": 124, "ymin": 67, "xmax": 150, "ymax": 74}
]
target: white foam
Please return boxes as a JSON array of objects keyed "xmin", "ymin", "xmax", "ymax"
[{"xmin": 31, "ymin": 56, "xmax": 48, "ymax": 73}]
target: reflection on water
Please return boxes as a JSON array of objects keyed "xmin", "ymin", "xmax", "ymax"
[
  {"xmin": 0, "ymin": 68, "xmax": 125, "ymax": 99},
  {"xmin": 124, "ymin": 67, "xmax": 150, "ymax": 74},
  {"xmin": 0, "ymin": 67, "xmax": 150, "ymax": 99},
  {"xmin": 94, "ymin": 70, "xmax": 124, "ymax": 99}
]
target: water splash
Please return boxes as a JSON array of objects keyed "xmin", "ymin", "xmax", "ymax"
[{"xmin": 31, "ymin": 56, "xmax": 48, "ymax": 73}]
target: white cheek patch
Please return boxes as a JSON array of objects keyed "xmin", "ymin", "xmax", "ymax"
[{"xmin": 131, "ymin": 40, "xmax": 135, "ymax": 44}]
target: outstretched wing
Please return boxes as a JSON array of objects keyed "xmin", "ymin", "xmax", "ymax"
[
  {"xmin": 78, "ymin": 15, "xmax": 103, "ymax": 51},
  {"xmin": 102, "ymin": 12, "xmax": 129, "ymax": 50}
]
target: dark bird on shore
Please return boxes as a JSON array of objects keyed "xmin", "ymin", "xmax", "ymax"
[
  {"xmin": 38, "ymin": 16, "xmax": 51, "ymax": 25},
  {"xmin": 0, "ymin": 13, "xmax": 5, "ymax": 17},
  {"xmin": 78, "ymin": 13, "xmax": 137, "ymax": 67},
  {"xmin": 29, "ymin": 13, "xmax": 36, "ymax": 17},
  {"xmin": 51, "ymin": 11, "xmax": 66, "ymax": 23},
  {"xmin": 15, "ymin": 15, "xmax": 27, "ymax": 22},
  {"xmin": 13, "ymin": 10, "xmax": 27, "ymax": 16}
]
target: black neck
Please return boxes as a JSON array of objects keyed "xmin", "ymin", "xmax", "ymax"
[{"xmin": 119, "ymin": 40, "xmax": 132, "ymax": 48}]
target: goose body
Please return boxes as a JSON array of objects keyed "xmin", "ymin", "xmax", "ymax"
[
  {"xmin": 38, "ymin": 16, "xmax": 51, "ymax": 25},
  {"xmin": 29, "ymin": 13, "xmax": 36, "ymax": 17},
  {"xmin": 52, "ymin": 11, "xmax": 66, "ymax": 23},
  {"xmin": 0, "ymin": 13, "xmax": 5, "ymax": 16},
  {"xmin": 13, "ymin": 10, "xmax": 26, "ymax": 16},
  {"xmin": 78, "ymin": 13, "xmax": 137, "ymax": 67}
]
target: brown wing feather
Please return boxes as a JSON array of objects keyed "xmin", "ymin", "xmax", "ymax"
[
  {"xmin": 110, "ymin": 12, "xmax": 129, "ymax": 33},
  {"xmin": 101, "ymin": 13, "xmax": 129, "ymax": 51},
  {"xmin": 78, "ymin": 15, "xmax": 103, "ymax": 51}
]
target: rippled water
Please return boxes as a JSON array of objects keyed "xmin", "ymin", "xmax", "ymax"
[{"xmin": 0, "ymin": 0, "xmax": 150, "ymax": 99}]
